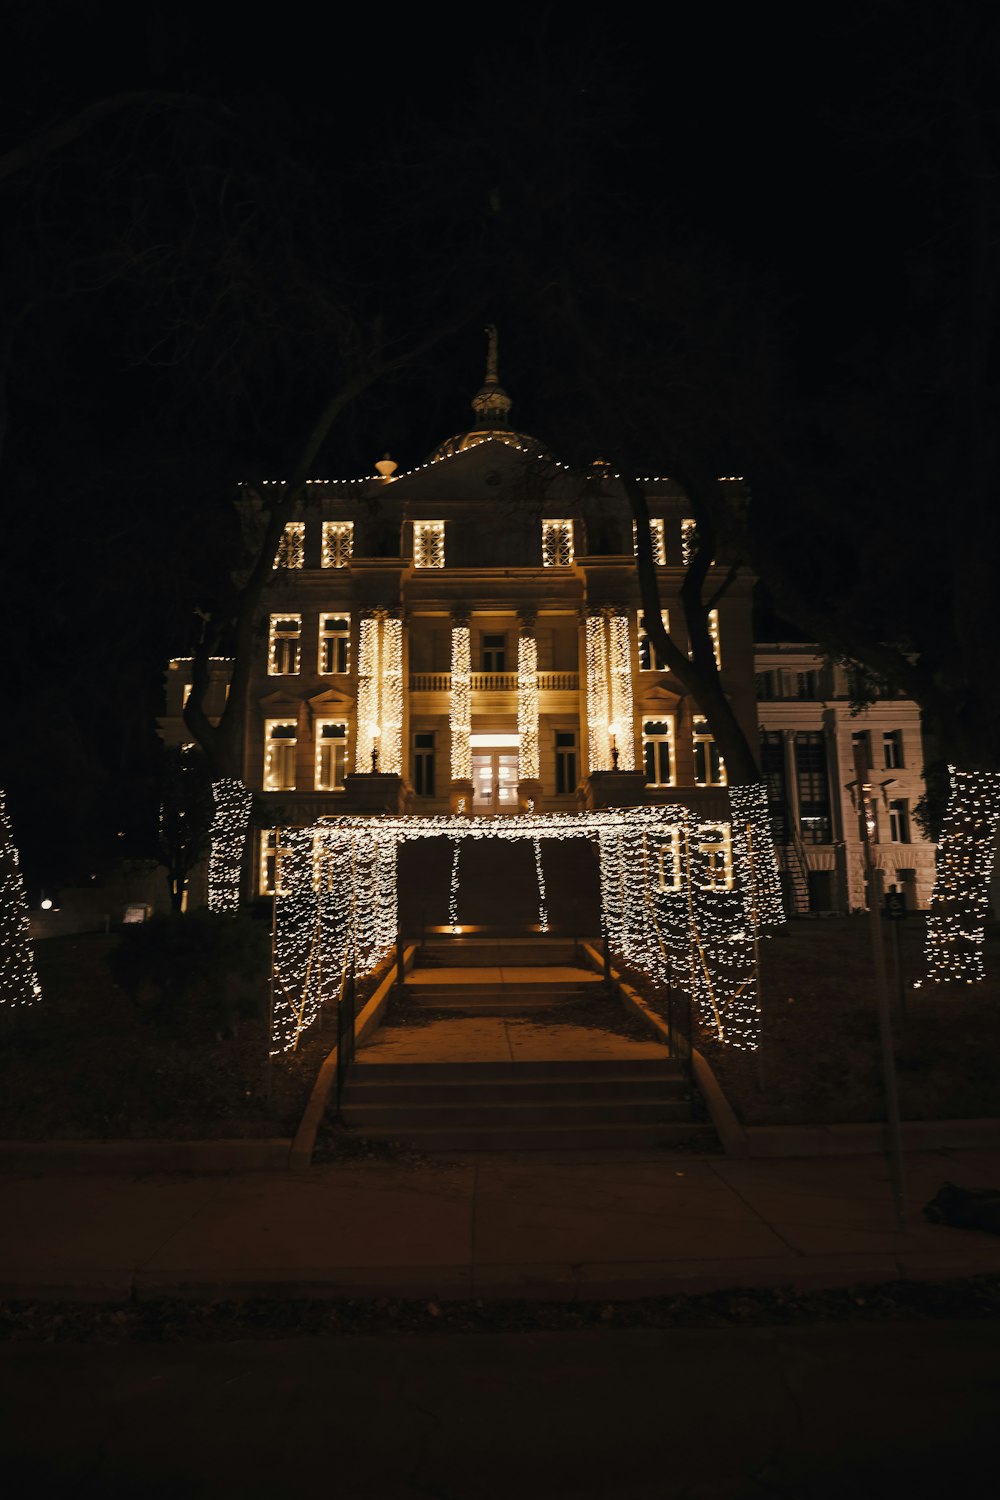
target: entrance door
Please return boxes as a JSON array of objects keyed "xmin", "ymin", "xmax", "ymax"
[{"xmin": 471, "ymin": 752, "xmax": 519, "ymax": 813}]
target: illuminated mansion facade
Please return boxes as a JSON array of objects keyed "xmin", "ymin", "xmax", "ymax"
[{"xmin": 163, "ymin": 363, "xmax": 757, "ymax": 896}]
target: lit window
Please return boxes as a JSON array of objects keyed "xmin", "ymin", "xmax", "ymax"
[
  {"xmin": 697, "ymin": 823, "xmax": 733, "ymax": 890},
  {"xmin": 643, "ymin": 719, "xmax": 676, "ymax": 787},
  {"xmin": 268, "ymin": 615, "xmax": 301, "ymax": 675},
  {"xmin": 638, "ymin": 611, "xmax": 670, "ymax": 671},
  {"xmin": 480, "ymin": 632, "xmax": 506, "ymax": 671},
  {"xmin": 632, "ymin": 518, "xmax": 666, "ymax": 566},
  {"xmin": 681, "ymin": 518, "xmax": 697, "ymax": 567},
  {"xmin": 693, "ymin": 715, "xmax": 726, "ymax": 786},
  {"xmin": 315, "ymin": 721, "xmax": 348, "ymax": 791},
  {"xmin": 259, "ymin": 828, "xmax": 292, "ymax": 895},
  {"xmin": 555, "ymin": 730, "xmax": 578, "ymax": 794},
  {"xmin": 318, "ymin": 614, "xmax": 350, "ymax": 674},
  {"xmin": 542, "ymin": 520, "xmax": 574, "ymax": 567},
  {"xmin": 321, "ymin": 521, "xmax": 353, "ymax": 568},
  {"xmin": 888, "ymin": 798, "xmax": 910, "ymax": 844},
  {"xmin": 274, "ymin": 522, "xmax": 304, "ymax": 569},
  {"xmin": 413, "ymin": 520, "xmax": 445, "ymax": 568},
  {"xmin": 883, "ymin": 730, "xmax": 904, "ymax": 769},
  {"xmin": 656, "ymin": 828, "xmax": 682, "ymax": 892},
  {"xmin": 708, "ymin": 609, "xmax": 722, "ymax": 670},
  {"xmin": 412, "ymin": 731, "xmax": 436, "ymax": 796},
  {"xmin": 263, "ymin": 720, "xmax": 297, "ymax": 791}
]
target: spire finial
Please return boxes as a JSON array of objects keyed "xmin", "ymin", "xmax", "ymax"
[
  {"xmin": 484, "ymin": 323, "xmax": 499, "ymax": 385},
  {"xmin": 471, "ymin": 323, "xmax": 512, "ymax": 426}
]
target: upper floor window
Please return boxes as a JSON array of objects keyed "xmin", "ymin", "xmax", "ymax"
[
  {"xmin": 851, "ymin": 729, "xmax": 872, "ymax": 772},
  {"xmin": 638, "ymin": 611, "xmax": 671, "ymax": 671},
  {"xmin": 274, "ymin": 522, "xmax": 304, "ymax": 569},
  {"xmin": 314, "ymin": 721, "xmax": 348, "ymax": 791},
  {"xmin": 680, "ymin": 518, "xmax": 697, "ymax": 567},
  {"xmin": 697, "ymin": 823, "xmax": 734, "ymax": 890},
  {"xmin": 268, "ymin": 614, "xmax": 301, "ymax": 675},
  {"xmin": 413, "ymin": 520, "xmax": 445, "ymax": 568},
  {"xmin": 708, "ymin": 609, "xmax": 722, "ymax": 670},
  {"xmin": 480, "ymin": 632, "xmax": 507, "ymax": 671},
  {"xmin": 321, "ymin": 521, "xmax": 353, "ymax": 568},
  {"xmin": 263, "ymin": 719, "xmax": 297, "ymax": 791},
  {"xmin": 693, "ymin": 715, "xmax": 726, "ymax": 787},
  {"xmin": 412, "ymin": 731, "xmax": 436, "ymax": 796},
  {"xmin": 643, "ymin": 718, "xmax": 676, "ymax": 787},
  {"xmin": 795, "ymin": 670, "xmax": 817, "ymax": 699},
  {"xmin": 542, "ymin": 519, "xmax": 574, "ymax": 567},
  {"xmin": 318, "ymin": 614, "xmax": 350, "ymax": 675},
  {"xmin": 883, "ymin": 729, "xmax": 904, "ymax": 769},
  {"xmin": 259, "ymin": 828, "xmax": 292, "ymax": 895},
  {"xmin": 755, "ymin": 670, "xmax": 777, "ymax": 700},
  {"xmin": 888, "ymin": 797, "xmax": 910, "ymax": 843},
  {"xmin": 555, "ymin": 729, "xmax": 578, "ymax": 794},
  {"xmin": 632, "ymin": 518, "xmax": 666, "ymax": 566}
]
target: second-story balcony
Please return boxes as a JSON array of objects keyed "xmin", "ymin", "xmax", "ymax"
[{"xmin": 409, "ymin": 671, "xmax": 579, "ymax": 692}]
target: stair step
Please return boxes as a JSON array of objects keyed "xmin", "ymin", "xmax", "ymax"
[
  {"xmin": 341, "ymin": 1098, "xmax": 691, "ymax": 1129},
  {"xmin": 352, "ymin": 1059, "xmax": 682, "ymax": 1082},
  {"xmin": 335, "ymin": 1122, "xmax": 710, "ymax": 1152},
  {"xmin": 346, "ymin": 1077, "xmax": 689, "ymax": 1103}
]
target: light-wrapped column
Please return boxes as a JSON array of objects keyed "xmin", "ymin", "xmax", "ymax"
[
  {"xmin": 517, "ymin": 628, "xmax": 539, "ymax": 781},
  {"xmin": 924, "ymin": 766, "xmax": 1000, "ymax": 984},
  {"xmin": 207, "ymin": 778, "xmax": 253, "ymax": 914},
  {"xmin": 355, "ymin": 614, "xmax": 380, "ymax": 771},
  {"xmin": 450, "ymin": 622, "xmax": 471, "ymax": 782},
  {"xmin": 608, "ymin": 611, "xmax": 635, "ymax": 769},
  {"xmin": 0, "ymin": 787, "xmax": 42, "ymax": 1008},
  {"xmin": 585, "ymin": 614, "xmax": 611, "ymax": 771},
  {"xmin": 380, "ymin": 615, "xmax": 403, "ymax": 774},
  {"xmin": 729, "ymin": 781, "xmax": 785, "ymax": 932}
]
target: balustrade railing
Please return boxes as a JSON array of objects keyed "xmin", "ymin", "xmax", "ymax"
[{"xmin": 408, "ymin": 671, "xmax": 579, "ymax": 692}]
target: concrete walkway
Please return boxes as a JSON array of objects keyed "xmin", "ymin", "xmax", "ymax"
[
  {"xmin": 3, "ymin": 1146, "xmax": 1000, "ymax": 1303},
  {"xmin": 359, "ymin": 1016, "xmax": 669, "ymax": 1064}
]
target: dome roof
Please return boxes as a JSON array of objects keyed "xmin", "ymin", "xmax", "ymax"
[{"xmin": 426, "ymin": 324, "xmax": 549, "ymax": 462}]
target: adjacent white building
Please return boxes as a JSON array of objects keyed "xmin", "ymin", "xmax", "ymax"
[{"xmin": 755, "ymin": 644, "xmax": 936, "ymax": 912}]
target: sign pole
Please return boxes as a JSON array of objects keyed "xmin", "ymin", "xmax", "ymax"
[{"xmin": 854, "ymin": 748, "xmax": 908, "ymax": 1233}]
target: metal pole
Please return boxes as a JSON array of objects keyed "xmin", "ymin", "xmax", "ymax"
[
  {"xmin": 890, "ymin": 915, "xmax": 906, "ymax": 1023},
  {"xmin": 397, "ymin": 919, "xmax": 405, "ymax": 995},
  {"xmin": 853, "ymin": 746, "xmax": 908, "ymax": 1233}
]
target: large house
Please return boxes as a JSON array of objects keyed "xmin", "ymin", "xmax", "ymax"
[{"xmin": 163, "ymin": 343, "xmax": 756, "ymax": 898}]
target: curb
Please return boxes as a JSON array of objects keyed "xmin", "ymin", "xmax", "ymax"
[
  {"xmin": 0, "ymin": 1139, "xmax": 292, "ymax": 1174},
  {"xmin": 3, "ymin": 1252, "xmax": 1000, "ymax": 1305},
  {"xmin": 288, "ymin": 945, "xmax": 417, "ymax": 1171}
]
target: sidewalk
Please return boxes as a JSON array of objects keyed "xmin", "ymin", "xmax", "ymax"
[{"xmin": 3, "ymin": 1145, "xmax": 1000, "ymax": 1303}]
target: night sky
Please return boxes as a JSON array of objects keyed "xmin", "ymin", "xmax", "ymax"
[{"xmin": 1, "ymin": 1, "xmax": 994, "ymax": 887}]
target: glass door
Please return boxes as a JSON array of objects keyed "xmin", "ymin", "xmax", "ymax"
[{"xmin": 471, "ymin": 752, "xmax": 520, "ymax": 812}]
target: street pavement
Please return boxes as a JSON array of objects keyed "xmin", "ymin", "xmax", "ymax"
[{"xmin": 2, "ymin": 1145, "xmax": 1000, "ymax": 1303}]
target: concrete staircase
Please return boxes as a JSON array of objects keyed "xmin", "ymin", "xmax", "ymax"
[
  {"xmin": 339, "ymin": 1056, "xmax": 699, "ymax": 1151},
  {"xmin": 338, "ymin": 937, "xmax": 706, "ymax": 1151}
]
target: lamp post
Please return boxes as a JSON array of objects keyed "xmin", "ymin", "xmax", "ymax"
[
  {"xmin": 370, "ymin": 725, "xmax": 381, "ymax": 773},
  {"xmin": 609, "ymin": 723, "xmax": 619, "ymax": 770}
]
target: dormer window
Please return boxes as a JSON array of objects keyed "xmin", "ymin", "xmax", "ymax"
[
  {"xmin": 542, "ymin": 520, "xmax": 574, "ymax": 567},
  {"xmin": 321, "ymin": 521, "xmax": 353, "ymax": 568},
  {"xmin": 632, "ymin": 518, "xmax": 666, "ymax": 566},
  {"xmin": 413, "ymin": 520, "xmax": 445, "ymax": 568},
  {"xmin": 274, "ymin": 522, "xmax": 304, "ymax": 568}
]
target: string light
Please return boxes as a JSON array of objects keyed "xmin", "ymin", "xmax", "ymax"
[
  {"xmin": 381, "ymin": 615, "xmax": 403, "ymax": 774},
  {"xmin": 517, "ymin": 628, "xmax": 539, "ymax": 781},
  {"xmin": 728, "ymin": 781, "xmax": 785, "ymax": 932},
  {"xmin": 270, "ymin": 805, "xmax": 761, "ymax": 1055},
  {"xmin": 352, "ymin": 612, "xmax": 402, "ymax": 773},
  {"xmin": 448, "ymin": 838, "xmax": 461, "ymax": 929},
  {"xmin": 0, "ymin": 787, "xmax": 42, "ymax": 1009},
  {"xmin": 923, "ymin": 766, "xmax": 1000, "ymax": 985},
  {"xmin": 585, "ymin": 614, "xmax": 612, "ymax": 770},
  {"xmin": 207, "ymin": 779, "xmax": 253, "ymax": 914},
  {"xmin": 586, "ymin": 611, "xmax": 634, "ymax": 771},
  {"xmin": 533, "ymin": 839, "xmax": 549, "ymax": 931},
  {"xmin": 355, "ymin": 614, "xmax": 379, "ymax": 771},
  {"xmin": 608, "ymin": 612, "xmax": 635, "ymax": 769},
  {"xmin": 450, "ymin": 622, "xmax": 471, "ymax": 782}
]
